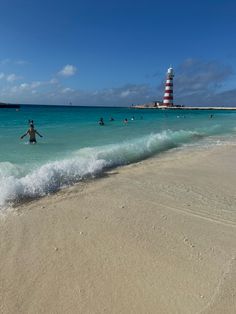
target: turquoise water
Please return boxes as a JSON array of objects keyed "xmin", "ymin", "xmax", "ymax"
[{"xmin": 0, "ymin": 105, "xmax": 236, "ymax": 208}]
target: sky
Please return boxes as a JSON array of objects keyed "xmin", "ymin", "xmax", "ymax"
[{"xmin": 0, "ymin": 0, "xmax": 236, "ymax": 106}]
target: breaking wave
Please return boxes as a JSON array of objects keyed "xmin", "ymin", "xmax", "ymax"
[{"xmin": 0, "ymin": 129, "xmax": 218, "ymax": 209}]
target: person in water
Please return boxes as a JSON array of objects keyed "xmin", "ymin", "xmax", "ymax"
[
  {"xmin": 99, "ymin": 118, "xmax": 104, "ymax": 125},
  {"xmin": 20, "ymin": 124, "xmax": 43, "ymax": 143}
]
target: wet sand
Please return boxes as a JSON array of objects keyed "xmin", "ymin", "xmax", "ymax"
[{"xmin": 1, "ymin": 145, "xmax": 236, "ymax": 314}]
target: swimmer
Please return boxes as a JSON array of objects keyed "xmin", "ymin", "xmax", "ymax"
[
  {"xmin": 124, "ymin": 118, "xmax": 128, "ymax": 124},
  {"xmin": 99, "ymin": 118, "xmax": 104, "ymax": 125},
  {"xmin": 20, "ymin": 124, "xmax": 43, "ymax": 143},
  {"xmin": 110, "ymin": 117, "xmax": 114, "ymax": 121}
]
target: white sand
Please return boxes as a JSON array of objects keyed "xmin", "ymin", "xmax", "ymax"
[{"xmin": 1, "ymin": 145, "xmax": 236, "ymax": 314}]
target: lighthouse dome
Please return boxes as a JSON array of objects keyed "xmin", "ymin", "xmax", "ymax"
[{"xmin": 167, "ymin": 67, "xmax": 174, "ymax": 75}]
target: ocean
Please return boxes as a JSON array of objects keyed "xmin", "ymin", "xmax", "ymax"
[{"xmin": 0, "ymin": 105, "xmax": 236, "ymax": 209}]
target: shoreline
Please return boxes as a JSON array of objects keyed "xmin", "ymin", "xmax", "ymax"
[
  {"xmin": 131, "ymin": 105, "xmax": 236, "ymax": 110},
  {"xmin": 1, "ymin": 145, "xmax": 236, "ymax": 313}
]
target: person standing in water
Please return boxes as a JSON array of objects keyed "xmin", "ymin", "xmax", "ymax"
[
  {"xmin": 20, "ymin": 123, "xmax": 43, "ymax": 143},
  {"xmin": 99, "ymin": 118, "xmax": 105, "ymax": 125}
]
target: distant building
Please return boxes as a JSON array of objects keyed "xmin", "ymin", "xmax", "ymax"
[{"xmin": 153, "ymin": 101, "xmax": 163, "ymax": 107}]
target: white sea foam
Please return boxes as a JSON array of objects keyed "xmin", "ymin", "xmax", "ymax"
[{"xmin": 0, "ymin": 129, "xmax": 221, "ymax": 209}]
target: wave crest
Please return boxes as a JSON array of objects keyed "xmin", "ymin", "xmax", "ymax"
[{"xmin": 0, "ymin": 129, "xmax": 204, "ymax": 209}]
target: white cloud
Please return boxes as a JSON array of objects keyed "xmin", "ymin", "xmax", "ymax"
[
  {"xmin": 58, "ymin": 64, "xmax": 77, "ymax": 77},
  {"xmin": 9, "ymin": 79, "xmax": 58, "ymax": 94},
  {"xmin": 15, "ymin": 60, "xmax": 28, "ymax": 65},
  {"xmin": 49, "ymin": 78, "xmax": 58, "ymax": 84},
  {"xmin": 120, "ymin": 89, "xmax": 139, "ymax": 98},
  {"xmin": 0, "ymin": 58, "xmax": 29, "ymax": 66},
  {"xmin": 6, "ymin": 73, "xmax": 21, "ymax": 82},
  {"xmin": 62, "ymin": 87, "xmax": 74, "ymax": 93},
  {"xmin": 0, "ymin": 73, "xmax": 5, "ymax": 79},
  {"xmin": 10, "ymin": 83, "xmax": 29, "ymax": 93},
  {"xmin": 120, "ymin": 90, "xmax": 131, "ymax": 98},
  {"xmin": 31, "ymin": 81, "xmax": 42, "ymax": 88},
  {"xmin": 20, "ymin": 83, "xmax": 29, "ymax": 90}
]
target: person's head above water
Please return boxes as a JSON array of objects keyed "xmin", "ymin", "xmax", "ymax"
[{"xmin": 28, "ymin": 119, "xmax": 34, "ymax": 128}]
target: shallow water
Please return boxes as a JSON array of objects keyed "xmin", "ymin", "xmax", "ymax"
[{"xmin": 0, "ymin": 105, "xmax": 236, "ymax": 208}]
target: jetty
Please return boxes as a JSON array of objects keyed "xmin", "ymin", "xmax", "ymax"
[
  {"xmin": 0, "ymin": 102, "xmax": 20, "ymax": 109},
  {"xmin": 131, "ymin": 104, "xmax": 236, "ymax": 110},
  {"xmin": 172, "ymin": 106, "xmax": 236, "ymax": 110}
]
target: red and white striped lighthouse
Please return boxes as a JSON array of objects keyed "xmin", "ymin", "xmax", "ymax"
[{"xmin": 163, "ymin": 67, "xmax": 174, "ymax": 106}]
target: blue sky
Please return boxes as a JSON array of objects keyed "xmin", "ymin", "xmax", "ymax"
[{"xmin": 0, "ymin": 0, "xmax": 236, "ymax": 106}]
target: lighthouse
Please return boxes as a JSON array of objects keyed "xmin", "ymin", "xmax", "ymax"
[{"xmin": 163, "ymin": 67, "xmax": 174, "ymax": 106}]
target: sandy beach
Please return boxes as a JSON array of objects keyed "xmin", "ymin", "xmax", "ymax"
[{"xmin": 1, "ymin": 144, "xmax": 236, "ymax": 314}]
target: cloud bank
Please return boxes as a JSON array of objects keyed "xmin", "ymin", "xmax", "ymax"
[
  {"xmin": 173, "ymin": 59, "xmax": 235, "ymax": 106},
  {"xmin": 0, "ymin": 59, "xmax": 235, "ymax": 106}
]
